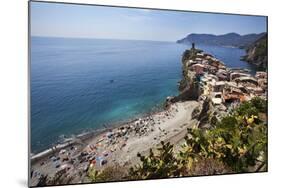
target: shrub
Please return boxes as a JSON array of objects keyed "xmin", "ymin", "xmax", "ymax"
[
  {"xmin": 130, "ymin": 98, "xmax": 267, "ymax": 179},
  {"xmin": 36, "ymin": 169, "xmax": 74, "ymax": 186},
  {"xmin": 129, "ymin": 141, "xmax": 186, "ymax": 179},
  {"xmin": 88, "ymin": 164, "xmax": 128, "ymax": 182},
  {"xmin": 180, "ymin": 98, "xmax": 267, "ymax": 172},
  {"xmin": 188, "ymin": 158, "xmax": 231, "ymax": 176}
]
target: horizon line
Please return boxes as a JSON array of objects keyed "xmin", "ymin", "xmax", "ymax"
[
  {"xmin": 30, "ymin": 35, "xmax": 176, "ymax": 43},
  {"xmin": 30, "ymin": 31, "xmax": 267, "ymax": 43}
]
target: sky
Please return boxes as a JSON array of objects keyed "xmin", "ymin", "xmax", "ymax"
[{"xmin": 30, "ymin": 2, "xmax": 267, "ymax": 42}]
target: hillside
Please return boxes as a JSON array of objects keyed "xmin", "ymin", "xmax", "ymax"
[
  {"xmin": 242, "ymin": 34, "xmax": 268, "ymax": 69},
  {"xmin": 177, "ymin": 32, "xmax": 265, "ymax": 48}
]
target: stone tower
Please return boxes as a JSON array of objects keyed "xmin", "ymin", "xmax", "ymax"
[{"xmin": 192, "ymin": 42, "xmax": 195, "ymax": 49}]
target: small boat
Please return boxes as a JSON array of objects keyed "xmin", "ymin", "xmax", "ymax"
[{"xmin": 110, "ymin": 80, "xmax": 114, "ymax": 83}]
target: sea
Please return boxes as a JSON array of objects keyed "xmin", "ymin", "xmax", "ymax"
[{"xmin": 30, "ymin": 36, "xmax": 257, "ymax": 153}]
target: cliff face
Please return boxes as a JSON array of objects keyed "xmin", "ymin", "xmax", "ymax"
[
  {"xmin": 169, "ymin": 46, "xmax": 216, "ymax": 129},
  {"xmin": 242, "ymin": 34, "xmax": 268, "ymax": 70},
  {"xmin": 170, "ymin": 46, "xmax": 201, "ymax": 103}
]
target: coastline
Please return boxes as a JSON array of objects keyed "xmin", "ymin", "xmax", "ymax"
[
  {"xmin": 30, "ymin": 100, "xmax": 199, "ymax": 185},
  {"xmin": 31, "ymin": 99, "xmax": 170, "ymax": 158},
  {"xmin": 30, "ymin": 44, "xmax": 267, "ymax": 186}
]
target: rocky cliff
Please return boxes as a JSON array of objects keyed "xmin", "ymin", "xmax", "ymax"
[
  {"xmin": 242, "ymin": 34, "xmax": 268, "ymax": 70},
  {"xmin": 169, "ymin": 45, "xmax": 201, "ymax": 103}
]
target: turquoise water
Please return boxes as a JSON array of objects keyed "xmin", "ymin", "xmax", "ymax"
[{"xmin": 31, "ymin": 37, "xmax": 254, "ymax": 153}]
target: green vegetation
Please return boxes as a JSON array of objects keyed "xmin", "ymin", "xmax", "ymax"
[
  {"xmin": 253, "ymin": 35, "xmax": 267, "ymax": 58},
  {"xmin": 36, "ymin": 169, "xmax": 74, "ymax": 186},
  {"xmin": 36, "ymin": 97, "xmax": 267, "ymax": 187},
  {"xmin": 182, "ymin": 48, "xmax": 202, "ymax": 65},
  {"xmin": 129, "ymin": 142, "xmax": 186, "ymax": 179},
  {"xmin": 87, "ymin": 164, "xmax": 128, "ymax": 183},
  {"xmin": 86, "ymin": 98, "xmax": 267, "ymax": 183},
  {"xmin": 129, "ymin": 97, "xmax": 267, "ymax": 179},
  {"xmin": 244, "ymin": 34, "xmax": 268, "ymax": 70}
]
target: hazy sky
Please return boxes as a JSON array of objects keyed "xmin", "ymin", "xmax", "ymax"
[{"xmin": 30, "ymin": 2, "xmax": 267, "ymax": 41}]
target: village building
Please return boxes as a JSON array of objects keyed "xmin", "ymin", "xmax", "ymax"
[
  {"xmin": 257, "ymin": 78, "xmax": 267, "ymax": 90},
  {"xmin": 187, "ymin": 59, "xmax": 197, "ymax": 67},
  {"xmin": 229, "ymin": 72, "xmax": 250, "ymax": 81},
  {"xmin": 223, "ymin": 86, "xmax": 246, "ymax": 104},
  {"xmin": 211, "ymin": 92, "xmax": 223, "ymax": 105},
  {"xmin": 203, "ymin": 53, "xmax": 213, "ymax": 58},
  {"xmin": 185, "ymin": 47, "xmax": 267, "ymax": 116},
  {"xmin": 212, "ymin": 81, "xmax": 226, "ymax": 92},
  {"xmin": 216, "ymin": 69, "xmax": 229, "ymax": 81},
  {"xmin": 234, "ymin": 76, "xmax": 258, "ymax": 87},
  {"xmin": 196, "ymin": 53, "xmax": 204, "ymax": 58},
  {"xmin": 195, "ymin": 57, "xmax": 203, "ymax": 62},
  {"xmin": 202, "ymin": 59, "xmax": 209, "ymax": 64},
  {"xmin": 255, "ymin": 71, "xmax": 267, "ymax": 79},
  {"xmin": 209, "ymin": 60, "xmax": 222, "ymax": 68},
  {"xmin": 192, "ymin": 63, "xmax": 205, "ymax": 75}
]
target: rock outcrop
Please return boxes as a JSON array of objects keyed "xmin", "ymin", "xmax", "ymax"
[
  {"xmin": 242, "ymin": 34, "xmax": 267, "ymax": 70},
  {"xmin": 170, "ymin": 44, "xmax": 201, "ymax": 103},
  {"xmin": 167, "ymin": 42, "xmax": 267, "ymax": 130}
]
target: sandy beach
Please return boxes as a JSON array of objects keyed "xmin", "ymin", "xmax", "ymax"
[{"xmin": 30, "ymin": 100, "xmax": 199, "ymax": 185}]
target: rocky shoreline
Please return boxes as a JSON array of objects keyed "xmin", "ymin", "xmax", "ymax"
[{"xmin": 30, "ymin": 44, "xmax": 267, "ymax": 186}]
